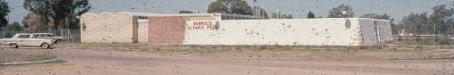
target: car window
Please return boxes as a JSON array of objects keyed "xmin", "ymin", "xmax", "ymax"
[
  {"xmin": 18, "ymin": 35, "xmax": 30, "ymax": 38},
  {"xmin": 34, "ymin": 34, "xmax": 52, "ymax": 38},
  {"xmin": 46, "ymin": 34, "xmax": 53, "ymax": 37},
  {"xmin": 33, "ymin": 35, "xmax": 39, "ymax": 38}
]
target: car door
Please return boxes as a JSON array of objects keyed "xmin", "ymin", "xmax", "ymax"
[
  {"xmin": 28, "ymin": 35, "xmax": 44, "ymax": 46},
  {"xmin": 16, "ymin": 34, "xmax": 31, "ymax": 46}
]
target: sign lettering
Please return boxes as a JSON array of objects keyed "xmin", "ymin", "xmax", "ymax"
[{"xmin": 187, "ymin": 21, "xmax": 217, "ymax": 30}]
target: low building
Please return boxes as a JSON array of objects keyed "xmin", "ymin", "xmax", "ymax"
[{"xmin": 80, "ymin": 12, "xmax": 393, "ymax": 46}]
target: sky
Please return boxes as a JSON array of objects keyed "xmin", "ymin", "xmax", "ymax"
[{"xmin": 4, "ymin": 0, "xmax": 454, "ymax": 24}]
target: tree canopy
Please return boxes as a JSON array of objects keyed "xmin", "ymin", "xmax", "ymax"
[
  {"xmin": 229, "ymin": 1, "xmax": 253, "ymax": 15},
  {"xmin": 361, "ymin": 13, "xmax": 391, "ymax": 19},
  {"xmin": 429, "ymin": 4, "xmax": 454, "ymax": 34},
  {"xmin": 400, "ymin": 13, "xmax": 432, "ymax": 34},
  {"xmin": 399, "ymin": 4, "xmax": 454, "ymax": 35},
  {"xmin": 307, "ymin": 11, "xmax": 315, "ymax": 18},
  {"xmin": 328, "ymin": 4, "xmax": 355, "ymax": 18},
  {"xmin": 0, "ymin": 0, "xmax": 9, "ymax": 30},
  {"xmin": 23, "ymin": 12, "xmax": 49, "ymax": 32},
  {"xmin": 207, "ymin": 1, "xmax": 229, "ymax": 13},
  {"xmin": 207, "ymin": 0, "xmax": 258, "ymax": 16},
  {"xmin": 5, "ymin": 22, "xmax": 23, "ymax": 32},
  {"xmin": 23, "ymin": 0, "xmax": 91, "ymax": 31}
]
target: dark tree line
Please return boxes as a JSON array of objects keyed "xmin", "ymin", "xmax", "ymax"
[
  {"xmin": 23, "ymin": 0, "xmax": 91, "ymax": 32},
  {"xmin": 328, "ymin": 4, "xmax": 355, "ymax": 18},
  {"xmin": 400, "ymin": 4, "xmax": 454, "ymax": 35},
  {"xmin": 307, "ymin": 11, "xmax": 315, "ymax": 18},
  {"xmin": 0, "ymin": 0, "xmax": 9, "ymax": 31},
  {"xmin": 207, "ymin": 0, "xmax": 269, "ymax": 19}
]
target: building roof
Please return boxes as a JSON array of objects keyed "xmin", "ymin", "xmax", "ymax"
[
  {"xmin": 130, "ymin": 12, "xmax": 222, "ymax": 17},
  {"xmin": 83, "ymin": 12, "xmax": 264, "ymax": 19}
]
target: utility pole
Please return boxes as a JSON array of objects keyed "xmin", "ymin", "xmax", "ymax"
[{"xmin": 433, "ymin": 23, "xmax": 436, "ymax": 43}]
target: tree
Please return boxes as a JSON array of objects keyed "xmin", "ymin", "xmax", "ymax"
[
  {"xmin": 207, "ymin": 1, "xmax": 229, "ymax": 13},
  {"xmin": 6, "ymin": 22, "xmax": 23, "ymax": 32},
  {"xmin": 2, "ymin": 22, "xmax": 23, "ymax": 38},
  {"xmin": 429, "ymin": 4, "xmax": 454, "ymax": 35},
  {"xmin": 361, "ymin": 13, "xmax": 391, "ymax": 19},
  {"xmin": 216, "ymin": 0, "xmax": 242, "ymax": 6},
  {"xmin": 23, "ymin": 0, "xmax": 91, "ymax": 30},
  {"xmin": 207, "ymin": 0, "xmax": 255, "ymax": 16},
  {"xmin": 230, "ymin": 1, "xmax": 253, "ymax": 15},
  {"xmin": 399, "ymin": 4, "xmax": 454, "ymax": 35},
  {"xmin": 287, "ymin": 14, "xmax": 293, "ymax": 19},
  {"xmin": 400, "ymin": 13, "xmax": 432, "ymax": 34},
  {"xmin": 446, "ymin": 18, "xmax": 454, "ymax": 34},
  {"xmin": 328, "ymin": 4, "xmax": 355, "ymax": 18},
  {"xmin": 307, "ymin": 11, "xmax": 315, "ymax": 18},
  {"xmin": 0, "ymin": 0, "xmax": 9, "ymax": 31},
  {"xmin": 23, "ymin": 0, "xmax": 53, "ymax": 30},
  {"xmin": 23, "ymin": 13, "xmax": 49, "ymax": 32}
]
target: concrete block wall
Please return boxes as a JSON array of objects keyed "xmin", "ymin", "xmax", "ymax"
[
  {"xmin": 358, "ymin": 19, "xmax": 393, "ymax": 46},
  {"xmin": 80, "ymin": 12, "xmax": 135, "ymax": 43},
  {"xmin": 184, "ymin": 18, "xmax": 392, "ymax": 46}
]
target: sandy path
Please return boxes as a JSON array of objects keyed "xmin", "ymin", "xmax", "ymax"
[{"xmin": 1, "ymin": 47, "xmax": 453, "ymax": 75}]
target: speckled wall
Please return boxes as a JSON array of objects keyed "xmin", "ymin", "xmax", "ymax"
[
  {"xmin": 184, "ymin": 18, "xmax": 392, "ymax": 46},
  {"xmin": 80, "ymin": 12, "xmax": 135, "ymax": 43},
  {"xmin": 80, "ymin": 12, "xmax": 392, "ymax": 46}
]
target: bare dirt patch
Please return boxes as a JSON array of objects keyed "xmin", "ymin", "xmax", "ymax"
[{"xmin": 2, "ymin": 45, "xmax": 453, "ymax": 75}]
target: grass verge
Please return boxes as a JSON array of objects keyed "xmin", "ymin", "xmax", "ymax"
[
  {"xmin": 0, "ymin": 53, "xmax": 58, "ymax": 64},
  {"xmin": 71, "ymin": 44, "xmax": 450, "ymax": 60}
]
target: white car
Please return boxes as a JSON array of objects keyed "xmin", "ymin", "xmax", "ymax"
[
  {"xmin": 0, "ymin": 33, "xmax": 54, "ymax": 49},
  {"xmin": 32, "ymin": 33, "xmax": 64, "ymax": 44}
]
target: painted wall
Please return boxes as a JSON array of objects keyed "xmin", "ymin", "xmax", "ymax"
[
  {"xmin": 145, "ymin": 14, "xmax": 222, "ymax": 45},
  {"xmin": 80, "ymin": 12, "xmax": 221, "ymax": 44},
  {"xmin": 184, "ymin": 18, "xmax": 392, "ymax": 46},
  {"xmin": 80, "ymin": 12, "xmax": 392, "ymax": 46},
  {"xmin": 80, "ymin": 12, "xmax": 135, "ymax": 43},
  {"xmin": 138, "ymin": 19, "xmax": 149, "ymax": 43}
]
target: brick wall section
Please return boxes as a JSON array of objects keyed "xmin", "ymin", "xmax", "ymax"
[{"xmin": 148, "ymin": 16, "xmax": 188, "ymax": 45}]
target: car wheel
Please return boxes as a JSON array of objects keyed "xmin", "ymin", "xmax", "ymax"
[
  {"xmin": 41, "ymin": 43, "xmax": 51, "ymax": 49},
  {"xmin": 9, "ymin": 43, "xmax": 18, "ymax": 48}
]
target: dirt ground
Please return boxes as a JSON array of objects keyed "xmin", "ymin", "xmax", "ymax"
[{"xmin": 0, "ymin": 44, "xmax": 454, "ymax": 75}]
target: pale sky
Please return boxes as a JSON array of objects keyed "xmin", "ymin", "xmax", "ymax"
[{"xmin": 4, "ymin": 0, "xmax": 454, "ymax": 24}]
